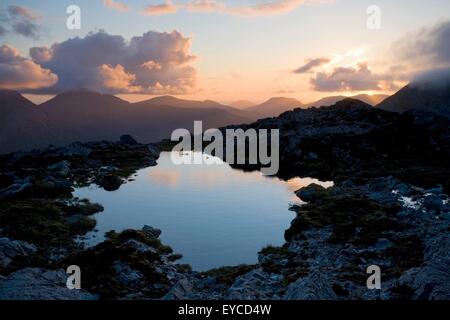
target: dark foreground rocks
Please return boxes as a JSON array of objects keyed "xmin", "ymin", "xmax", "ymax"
[
  {"xmin": 1, "ymin": 101, "xmax": 450, "ymax": 300},
  {"xmin": 0, "ymin": 137, "xmax": 163, "ymax": 299}
]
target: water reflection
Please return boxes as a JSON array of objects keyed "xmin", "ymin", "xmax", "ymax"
[{"xmin": 74, "ymin": 152, "xmax": 332, "ymax": 271}]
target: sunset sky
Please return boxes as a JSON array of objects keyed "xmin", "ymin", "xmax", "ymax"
[{"xmin": 1, "ymin": 0, "xmax": 450, "ymax": 105}]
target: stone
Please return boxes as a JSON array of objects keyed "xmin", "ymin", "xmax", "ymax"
[
  {"xmin": 284, "ymin": 272, "xmax": 338, "ymax": 300},
  {"xmin": 142, "ymin": 225, "xmax": 162, "ymax": 239},
  {"xmin": 0, "ymin": 178, "xmax": 32, "ymax": 200},
  {"xmin": 48, "ymin": 160, "xmax": 71, "ymax": 177},
  {"xmin": 226, "ymin": 269, "xmax": 283, "ymax": 300},
  {"xmin": 295, "ymin": 183, "xmax": 327, "ymax": 202},
  {"xmin": 57, "ymin": 144, "xmax": 92, "ymax": 157},
  {"xmin": 97, "ymin": 174, "xmax": 123, "ymax": 191},
  {"xmin": 375, "ymin": 238, "xmax": 394, "ymax": 251},
  {"xmin": 0, "ymin": 268, "xmax": 97, "ymax": 300},
  {"xmin": 396, "ymin": 233, "xmax": 450, "ymax": 300},
  {"xmin": 112, "ymin": 262, "xmax": 144, "ymax": 287},
  {"xmin": 119, "ymin": 239, "xmax": 158, "ymax": 255},
  {"xmin": 423, "ymin": 194, "xmax": 445, "ymax": 212},
  {"xmin": 147, "ymin": 144, "xmax": 160, "ymax": 158},
  {"xmin": 162, "ymin": 278, "xmax": 194, "ymax": 300},
  {"xmin": 120, "ymin": 134, "xmax": 138, "ymax": 145},
  {"xmin": 0, "ymin": 237, "xmax": 38, "ymax": 269}
]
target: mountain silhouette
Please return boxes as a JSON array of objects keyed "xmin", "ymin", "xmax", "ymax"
[
  {"xmin": 245, "ymin": 97, "xmax": 303, "ymax": 118},
  {"xmin": 377, "ymin": 83, "xmax": 450, "ymax": 118},
  {"xmin": 304, "ymin": 94, "xmax": 388, "ymax": 108},
  {"xmin": 0, "ymin": 90, "xmax": 252, "ymax": 154}
]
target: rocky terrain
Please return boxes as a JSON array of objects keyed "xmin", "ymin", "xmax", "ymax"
[{"xmin": 1, "ymin": 99, "xmax": 450, "ymax": 300}]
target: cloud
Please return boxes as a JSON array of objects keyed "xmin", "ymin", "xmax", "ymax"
[
  {"xmin": 293, "ymin": 57, "xmax": 330, "ymax": 74},
  {"xmin": 27, "ymin": 30, "xmax": 197, "ymax": 94},
  {"xmin": 97, "ymin": 64, "xmax": 141, "ymax": 92},
  {"xmin": 103, "ymin": 0, "xmax": 129, "ymax": 12},
  {"xmin": 0, "ymin": 5, "xmax": 41, "ymax": 39},
  {"xmin": 310, "ymin": 62, "xmax": 385, "ymax": 92},
  {"xmin": 394, "ymin": 20, "xmax": 450, "ymax": 71},
  {"xmin": 143, "ymin": 1, "xmax": 179, "ymax": 16},
  {"xmin": 7, "ymin": 5, "xmax": 40, "ymax": 20},
  {"xmin": 0, "ymin": 44, "xmax": 58, "ymax": 90},
  {"xmin": 185, "ymin": 0, "xmax": 225, "ymax": 13},
  {"xmin": 143, "ymin": 0, "xmax": 330, "ymax": 17},
  {"xmin": 411, "ymin": 67, "xmax": 450, "ymax": 88}
]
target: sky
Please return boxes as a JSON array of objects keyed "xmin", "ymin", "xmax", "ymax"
[{"xmin": 1, "ymin": 0, "xmax": 450, "ymax": 105}]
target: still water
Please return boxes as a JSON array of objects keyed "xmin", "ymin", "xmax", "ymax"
[{"xmin": 74, "ymin": 152, "xmax": 333, "ymax": 271}]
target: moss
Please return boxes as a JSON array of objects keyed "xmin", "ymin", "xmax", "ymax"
[
  {"xmin": 0, "ymin": 199, "xmax": 72, "ymax": 246},
  {"xmin": 286, "ymin": 195, "xmax": 400, "ymax": 246},
  {"xmin": 64, "ymin": 229, "xmax": 174, "ymax": 299},
  {"xmin": 66, "ymin": 198, "xmax": 104, "ymax": 216},
  {"xmin": 66, "ymin": 215, "xmax": 97, "ymax": 235},
  {"xmin": 259, "ymin": 245, "xmax": 290, "ymax": 256},
  {"xmin": 107, "ymin": 229, "xmax": 173, "ymax": 255},
  {"xmin": 203, "ymin": 265, "xmax": 256, "ymax": 285},
  {"xmin": 0, "ymin": 198, "xmax": 102, "ymax": 246}
]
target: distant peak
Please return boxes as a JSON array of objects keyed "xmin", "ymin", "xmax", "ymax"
[{"xmin": 333, "ymin": 98, "xmax": 372, "ymax": 110}]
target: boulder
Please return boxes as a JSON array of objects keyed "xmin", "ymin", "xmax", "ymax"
[
  {"xmin": 284, "ymin": 272, "xmax": 338, "ymax": 300},
  {"xmin": 226, "ymin": 269, "xmax": 283, "ymax": 300},
  {"xmin": 142, "ymin": 225, "xmax": 162, "ymax": 239},
  {"xmin": 97, "ymin": 174, "xmax": 123, "ymax": 191},
  {"xmin": 112, "ymin": 262, "xmax": 144, "ymax": 287},
  {"xmin": 120, "ymin": 134, "xmax": 138, "ymax": 145},
  {"xmin": 295, "ymin": 183, "xmax": 327, "ymax": 202},
  {"xmin": 0, "ymin": 268, "xmax": 97, "ymax": 300},
  {"xmin": 57, "ymin": 143, "xmax": 92, "ymax": 157},
  {"xmin": 147, "ymin": 144, "xmax": 160, "ymax": 158},
  {"xmin": 423, "ymin": 194, "xmax": 446, "ymax": 213},
  {"xmin": 48, "ymin": 160, "xmax": 71, "ymax": 177},
  {"xmin": 395, "ymin": 233, "xmax": 450, "ymax": 300},
  {"xmin": 162, "ymin": 278, "xmax": 194, "ymax": 300},
  {"xmin": 0, "ymin": 178, "xmax": 32, "ymax": 200},
  {"xmin": 0, "ymin": 237, "xmax": 37, "ymax": 269}
]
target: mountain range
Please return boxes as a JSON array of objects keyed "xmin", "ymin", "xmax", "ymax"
[
  {"xmin": 1, "ymin": 82, "xmax": 449, "ymax": 154},
  {"xmin": 303, "ymin": 94, "xmax": 388, "ymax": 108},
  {"xmin": 377, "ymin": 83, "xmax": 450, "ymax": 118},
  {"xmin": 0, "ymin": 89, "xmax": 253, "ymax": 154},
  {"xmin": 244, "ymin": 97, "xmax": 303, "ymax": 118}
]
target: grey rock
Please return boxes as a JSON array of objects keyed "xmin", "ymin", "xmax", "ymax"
[
  {"xmin": 397, "ymin": 234, "xmax": 450, "ymax": 300},
  {"xmin": 147, "ymin": 144, "xmax": 160, "ymax": 159},
  {"xmin": 119, "ymin": 239, "xmax": 158, "ymax": 255},
  {"xmin": 374, "ymin": 238, "xmax": 393, "ymax": 251},
  {"xmin": 0, "ymin": 268, "xmax": 97, "ymax": 300},
  {"xmin": 48, "ymin": 160, "xmax": 71, "ymax": 177},
  {"xmin": 112, "ymin": 262, "xmax": 144, "ymax": 287},
  {"xmin": 296, "ymin": 183, "xmax": 327, "ymax": 202},
  {"xmin": 226, "ymin": 269, "xmax": 283, "ymax": 300},
  {"xmin": 162, "ymin": 278, "xmax": 194, "ymax": 300},
  {"xmin": 0, "ymin": 178, "xmax": 32, "ymax": 200},
  {"xmin": 0, "ymin": 237, "xmax": 37, "ymax": 269},
  {"xmin": 441, "ymin": 212, "xmax": 450, "ymax": 221},
  {"xmin": 284, "ymin": 272, "xmax": 338, "ymax": 300},
  {"xmin": 423, "ymin": 194, "xmax": 445, "ymax": 212},
  {"xmin": 57, "ymin": 144, "xmax": 92, "ymax": 157},
  {"xmin": 142, "ymin": 225, "xmax": 162, "ymax": 239}
]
